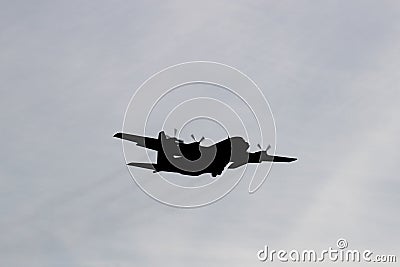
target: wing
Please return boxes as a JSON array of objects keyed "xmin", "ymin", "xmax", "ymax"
[
  {"xmin": 268, "ymin": 155, "xmax": 297, "ymax": 162},
  {"xmin": 113, "ymin": 132, "xmax": 160, "ymax": 151}
]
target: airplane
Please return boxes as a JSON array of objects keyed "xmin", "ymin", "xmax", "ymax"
[{"xmin": 113, "ymin": 130, "xmax": 296, "ymax": 177}]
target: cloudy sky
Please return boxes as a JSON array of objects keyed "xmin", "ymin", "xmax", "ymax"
[{"xmin": 1, "ymin": 0, "xmax": 399, "ymax": 266}]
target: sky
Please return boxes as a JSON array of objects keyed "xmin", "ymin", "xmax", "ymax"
[{"xmin": 1, "ymin": 0, "xmax": 399, "ymax": 266}]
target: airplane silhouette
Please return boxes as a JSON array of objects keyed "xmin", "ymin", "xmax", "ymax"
[{"xmin": 114, "ymin": 130, "xmax": 296, "ymax": 177}]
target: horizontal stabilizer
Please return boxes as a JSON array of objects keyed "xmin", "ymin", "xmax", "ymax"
[{"xmin": 127, "ymin": 162, "xmax": 157, "ymax": 171}]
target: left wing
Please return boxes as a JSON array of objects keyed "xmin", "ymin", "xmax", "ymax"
[{"xmin": 113, "ymin": 132, "xmax": 160, "ymax": 151}]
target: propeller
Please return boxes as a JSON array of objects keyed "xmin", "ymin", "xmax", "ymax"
[
  {"xmin": 257, "ymin": 143, "xmax": 272, "ymax": 154},
  {"xmin": 191, "ymin": 134, "xmax": 205, "ymax": 143},
  {"xmin": 266, "ymin": 144, "xmax": 271, "ymax": 152},
  {"xmin": 174, "ymin": 128, "xmax": 178, "ymax": 137}
]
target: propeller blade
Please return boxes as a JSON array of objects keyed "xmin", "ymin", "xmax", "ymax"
[
  {"xmin": 266, "ymin": 144, "xmax": 271, "ymax": 152},
  {"xmin": 257, "ymin": 143, "xmax": 262, "ymax": 150},
  {"xmin": 191, "ymin": 134, "xmax": 196, "ymax": 141},
  {"xmin": 174, "ymin": 128, "xmax": 178, "ymax": 137},
  {"xmin": 199, "ymin": 136, "xmax": 205, "ymax": 143}
]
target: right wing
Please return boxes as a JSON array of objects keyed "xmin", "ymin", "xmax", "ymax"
[
  {"xmin": 268, "ymin": 155, "xmax": 297, "ymax": 162},
  {"xmin": 113, "ymin": 132, "xmax": 160, "ymax": 151}
]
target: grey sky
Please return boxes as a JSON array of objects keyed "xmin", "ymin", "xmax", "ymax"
[{"xmin": 1, "ymin": 0, "xmax": 399, "ymax": 266}]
